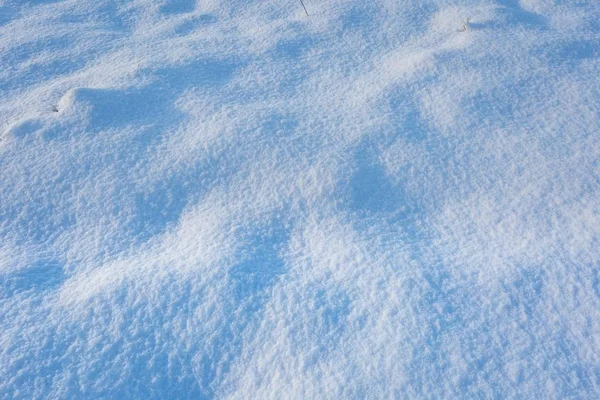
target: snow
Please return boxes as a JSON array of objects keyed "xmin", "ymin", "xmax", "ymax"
[{"xmin": 1, "ymin": 0, "xmax": 600, "ymax": 398}]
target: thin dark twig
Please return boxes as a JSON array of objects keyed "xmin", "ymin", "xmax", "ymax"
[{"xmin": 299, "ymin": 0, "xmax": 309, "ymax": 16}]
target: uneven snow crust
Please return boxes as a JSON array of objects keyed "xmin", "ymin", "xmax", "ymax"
[{"xmin": 1, "ymin": 0, "xmax": 600, "ymax": 398}]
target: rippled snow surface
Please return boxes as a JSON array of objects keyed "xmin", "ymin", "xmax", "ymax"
[{"xmin": 1, "ymin": 0, "xmax": 600, "ymax": 398}]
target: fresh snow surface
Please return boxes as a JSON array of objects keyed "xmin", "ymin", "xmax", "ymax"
[{"xmin": 1, "ymin": 0, "xmax": 600, "ymax": 398}]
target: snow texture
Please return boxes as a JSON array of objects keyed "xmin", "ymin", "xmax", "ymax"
[{"xmin": 1, "ymin": 0, "xmax": 600, "ymax": 398}]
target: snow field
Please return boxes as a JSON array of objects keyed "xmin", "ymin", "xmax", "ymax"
[{"xmin": 1, "ymin": 0, "xmax": 600, "ymax": 398}]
